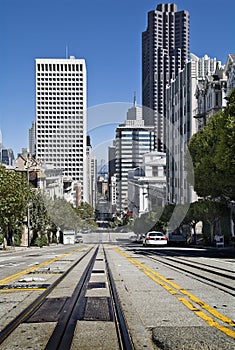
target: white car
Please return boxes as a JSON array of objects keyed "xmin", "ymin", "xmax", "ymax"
[{"xmin": 143, "ymin": 231, "xmax": 167, "ymax": 247}]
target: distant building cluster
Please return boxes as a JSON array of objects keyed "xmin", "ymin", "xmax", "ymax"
[
  {"xmin": 106, "ymin": 4, "xmax": 235, "ymax": 218},
  {"xmin": 1, "ymin": 3, "xmax": 235, "ymax": 221}
]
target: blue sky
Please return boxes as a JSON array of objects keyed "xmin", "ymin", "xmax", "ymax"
[{"xmin": 0, "ymin": 0, "xmax": 234, "ymax": 158}]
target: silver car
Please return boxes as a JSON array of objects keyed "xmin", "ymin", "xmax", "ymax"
[{"xmin": 143, "ymin": 231, "xmax": 167, "ymax": 247}]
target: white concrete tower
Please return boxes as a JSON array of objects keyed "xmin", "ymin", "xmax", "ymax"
[{"xmin": 35, "ymin": 56, "xmax": 88, "ymax": 202}]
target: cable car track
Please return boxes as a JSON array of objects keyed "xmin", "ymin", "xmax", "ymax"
[
  {"xmin": 134, "ymin": 249, "xmax": 235, "ymax": 296},
  {"xmin": 0, "ymin": 245, "xmax": 133, "ymax": 349}
]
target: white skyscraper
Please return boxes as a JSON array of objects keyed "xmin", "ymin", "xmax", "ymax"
[{"xmin": 35, "ymin": 56, "xmax": 88, "ymax": 201}]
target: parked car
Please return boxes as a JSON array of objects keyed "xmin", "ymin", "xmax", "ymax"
[
  {"xmin": 75, "ymin": 236, "xmax": 83, "ymax": 243},
  {"xmin": 81, "ymin": 228, "xmax": 90, "ymax": 234},
  {"xmin": 129, "ymin": 234, "xmax": 144, "ymax": 243},
  {"xmin": 143, "ymin": 231, "xmax": 167, "ymax": 247},
  {"xmin": 165, "ymin": 229, "xmax": 187, "ymax": 245}
]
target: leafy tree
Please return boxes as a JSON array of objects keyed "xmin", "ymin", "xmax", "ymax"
[
  {"xmin": 30, "ymin": 191, "xmax": 51, "ymax": 246},
  {"xmin": 181, "ymin": 202, "xmax": 202, "ymax": 244},
  {"xmin": 188, "ymin": 87, "xmax": 235, "ymax": 200},
  {"xmin": 75, "ymin": 202, "xmax": 97, "ymax": 229},
  {"xmin": 214, "ymin": 89, "xmax": 235, "ymax": 199},
  {"xmin": 44, "ymin": 197, "xmax": 82, "ymax": 232},
  {"xmin": 0, "ymin": 165, "xmax": 32, "ymax": 248},
  {"xmin": 195, "ymin": 200, "xmax": 227, "ymax": 244},
  {"xmin": 76, "ymin": 202, "xmax": 94, "ymax": 219}
]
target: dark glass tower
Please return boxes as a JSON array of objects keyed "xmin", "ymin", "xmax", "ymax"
[{"xmin": 142, "ymin": 3, "xmax": 189, "ymax": 151}]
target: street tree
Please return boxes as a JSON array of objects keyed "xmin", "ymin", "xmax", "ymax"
[
  {"xmin": 188, "ymin": 87, "xmax": 235, "ymax": 200},
  {"xmin": 195, "ymin": 200, "xmax": 227, "ymax": 244},
  {"xmin": 44, "ymin": 197, "xmax": 82, "ymax": 232},
  {"xmin": 30, "ymin": 191, "xmax": 52, "ymax": 245},
  {"xmin": 75, "ymin": 202, "xmax": 97, "ymax": 229},
  {"xmin": 0, "ymin": 165, "xmax": 32, "ymax": 248}
]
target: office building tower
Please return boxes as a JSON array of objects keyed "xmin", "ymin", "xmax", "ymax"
[
  {"xmin": 86, "ymin": 135, "xmax": 97, "ymax": 208},
  {"xmin": 35, "ymin": 56, "xmax": 88, "ymax": 201},
  {"xmin": 142, "ymin": 3, "xmax": 189, "ymax": 151},
  {"xmin": 115, "ymin": 99, "xmax": 155, "ymax": 211},
  {"xmin": 29, "ymin": 121, "xmax": 36, "ymax": 156},
  {"xmin": 0, "ymin": 129, "xmax": 15, "ymax": 166},
  {"xmin": 1, "ymin": 148, "xmax": 15, "ymax": 166}
]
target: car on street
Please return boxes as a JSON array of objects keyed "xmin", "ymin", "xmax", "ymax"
[
  {"xmin": 165, "ymin": 228, "xmax": 187, "ymax": 245},
  {"xmin": 142, "ymin": 231, "xmax": 167, "ymax": 247},
  {"xmin": 75, "ymin": 236, "xmax": 83, "ymax": 243},
  {"xmin": 81, "ymin": 228, "xmax": 90, "ymax": 234}
]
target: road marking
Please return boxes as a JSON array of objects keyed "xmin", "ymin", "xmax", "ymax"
[
  {"xmin": 113, "ymin": 247, "xmax": 235, "ymax": 339},
  {"xmin": 0, "ymin": 288, "xmax": 47, "ymax": 292},
  {"xmin": 0, "ymin": 247, "xmax": 82, "ymax": 287}
]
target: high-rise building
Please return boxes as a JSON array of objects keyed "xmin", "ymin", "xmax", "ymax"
[
  {"xmin": 29, "ymin": 121, "xmax": 36, "ymax": 156},
  {"xmin": 142, "ymin": 3, "xmax": 189, "ymax": 151},
  {"xmin": 115, "ymin": 99, "xmax": 155, "ymax": 211},
  {"xmin": 165, "ymin": 54, "xmax": 223, "ymax": 205},
  {"xmin": 35, "ymin": 56, "xmax": 88, "ymax": 202},
  {"xmin": 0, "ymin": 129, "xmax": 15, "ymax": 166}
]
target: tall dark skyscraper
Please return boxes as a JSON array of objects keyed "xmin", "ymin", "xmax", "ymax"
[{"xmin": 142, "ymin": 3, "xmax": 189, "ymax": 151}]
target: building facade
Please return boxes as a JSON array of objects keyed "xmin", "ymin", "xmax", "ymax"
[
  {"xmin": 29, "ymin": 122, "xmax": 36, "ymax": 156},
  {"xmin": 142, "ymin": 3, "xmax": 189, "ymax": 151},
  {"xmin": 35, "ymin": 56, "xmax": 88, "ymax": 202},
  {"xmin": 194, "ymin": 59, "xmax": 227, "ymax": 130},
  {"xmin": 166, "ymin": 60, "xmax": 197, "ymax": 205},
  {"xmin": 115, "ymin": 100, "xmax": 155, "ymax": 211},
  {"xmin": 225, "ymin": 54, "xmax": 235, "ymax": 95},
  {"xmin": 128, "ymin": 151, "xmax": 166, "ymax": 218},
  {"xmin": 166, "ymin": 54, "xmax": 223, "ymax": 205}
]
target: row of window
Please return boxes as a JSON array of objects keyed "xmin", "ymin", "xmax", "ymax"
[
  {"xmin": 37, "ymin": 78, "xmax": 83, "ymax": 83},
  {"xmin": 37, "ymin": 104, "xmax": 83, "ymax": 108},
  {"xmin": 38, "ymin": 99, "xmax": 83, "ymax": 105},
  {"xmin": 37, "ymin": 92, "xmax": 83, "ymax": 96},
  {"xmin": 37, "ymin": 73, "xmax": 83, "ymax": 76},
  {"xmin": 37, "ymin": 115, "xmax": 83, "ymax": 119},
  {"xmin": 37, "ymin": 85, "xmax": 83, "ymax": 90},
  {"xmin": 37, "ymin": 63, "xmax": 84, "ymax": 72}
]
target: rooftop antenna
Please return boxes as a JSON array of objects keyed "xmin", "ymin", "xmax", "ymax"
[
  {"xmin": 133, "ymin": 91, "xmax": 136, "ymax": 107},
  {"xmin": 66, "ymin": 45, "xmax": 68, "ymax": 59}
]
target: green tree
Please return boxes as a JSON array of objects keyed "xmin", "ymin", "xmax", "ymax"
[
  {"xmin": 214, "ymin": 89, "xmax": 235, "ymax": 199},
  {"xmin": 30, "ymin": 191, "xmax": 51, "ymax": 246},
  {"xmin": 181, "ymin": 202, "xmax": 204, "ymax": 244},
  {"xmin": 75, "ymin": 202, "xmax": 97, "ymax": 229},
  {"xmin": 195, "ymin": 200, "xmax": 227, "ymax": 244},
  {"xmin": 0, "ymin": 165, "xmax": 32, "ymax": 248},
  {"xmin": 44, "ymin": 197, "xmax": 82, "ymax": 232},
  {"xmin": 188, "ymin": 87, "xmax": 235, "ymax": 200}
]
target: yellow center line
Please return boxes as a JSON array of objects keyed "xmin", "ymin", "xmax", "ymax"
[
  {"xmin": 113, "ymin": 247, "xmax": 235, "ymax": 339},
  {"xmin": 0, "ymin": 247, "xmax": 82, "ymax": 286},
  {"xmin": 0, "ymin": 288, "xmax": 47, "ymax": 292}
]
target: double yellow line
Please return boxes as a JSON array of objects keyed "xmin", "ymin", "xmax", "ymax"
[
  {"xmin": 114, "ymin": 247, "xmax": 235, "ymax": 339},
  {"xmin": 0, "ymin": 247, "xmax": 82, "ymax": 290}
]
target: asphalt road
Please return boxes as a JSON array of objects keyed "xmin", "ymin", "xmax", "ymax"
[{"xmin": 0, "ymin": 233, "xmax": 234, "ymax": 349}]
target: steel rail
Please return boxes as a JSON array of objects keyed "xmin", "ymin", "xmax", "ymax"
[
  {"xmin": 45, "ymin": 245, "xmax": 99, "ymax": 350},
  {"xmin": 104, "ymin": 246, "xmax": 134, "ymax": 350},
  {"xmin": 141, "ymin": 251, "xmax": 235, "ymax": 295},
  {"xmin": 0, "ymin": 246, "xmax": 94, "ymax": 345}
]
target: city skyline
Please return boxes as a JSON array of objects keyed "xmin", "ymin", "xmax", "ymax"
[{"xmin": 1, "ymin": 0, "xmax": 235, "ymax": 157}]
